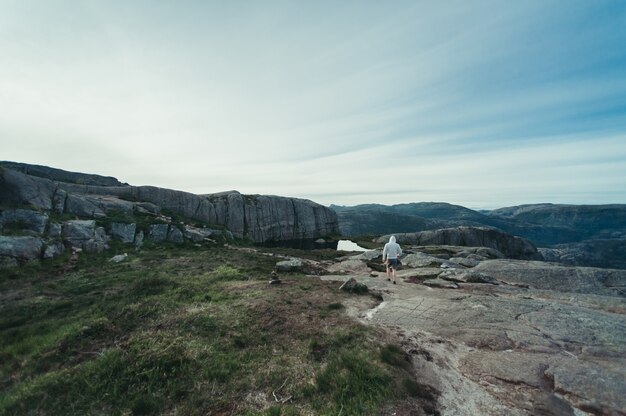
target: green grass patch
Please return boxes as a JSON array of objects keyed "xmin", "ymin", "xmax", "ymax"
[{"xmin": 0, "ymin": 245, "xmax": 432, "ymax": 415}]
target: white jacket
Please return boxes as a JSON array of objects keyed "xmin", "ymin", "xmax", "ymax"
[{"xmin": 382, "ymin": 235, "xmax": 402, "ymax": 260}]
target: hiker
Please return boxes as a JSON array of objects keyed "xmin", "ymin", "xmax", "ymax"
[{"xmin": 382, "ymin": 235, "xmax": 402, "ymax": 284}]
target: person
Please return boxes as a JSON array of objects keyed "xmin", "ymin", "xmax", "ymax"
[{"xmin": 382, "ymin": 235, "xmax": 402, "ymax": 284}]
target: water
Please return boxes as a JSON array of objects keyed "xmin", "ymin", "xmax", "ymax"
[{"xmin": 337, "ymin": 240, "xmax": 370, "ymax": 252}]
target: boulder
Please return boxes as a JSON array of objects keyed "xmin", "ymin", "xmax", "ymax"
[
  {"xmin": 110, "ymin": 223, "xmax": 136, "ymax": 243},
  {"xmin": 0, "ymin": 167, "xmax": 56, "ymax": 210},
  {"xmin": 276, "ymin": 258, "xmax": 303, "ymax": 272},
  {"xmin": 65, "ymin": 194, "xmax": 106, "ymax": 218},
  {"xmin": 183, "ymin": 225, "xmax": 215, "ymax": 242},
  {"xmin": 43, "ymin": 241, "xmax": 65, "ymax": 259},
  {"xmin": 423, "ymin": 278, "xmax": 459, "ymax": 289},
  {"xmin": 47, "ymin": 222, "xmax": 62, "ymax": 238},
  {"xmin": 339, "ymin": 277, "xmax": 368, "ymax": 293},
  {"xmin": 0, "ymin": 208, "xmax": 49, "ymax": 235},
  {"xmin": 403, "ymin": 252, "xmax": 446, "ymax": 268},
  {"xmin": 0, "ymin": 236, "xmax": 44, "ymax": 261},
  {"xmin": 109, "ymin": 253, "xmax": 128, "ymax": 263},
  {"xmin": 135, "ymin": 230, "xmax": 144, "ymax": 249},
  {"xmin": 61, "ymin": 220, "xmax": 108, "ymax": 252},
  {"xmin": 148, "ymin": 224, "xmax": 169, "ymax": 242},
  {"xmin": 167, "ymin": 226, "xmax": 184, "ymax": 243},
  {"xmin": 439, "ymin": 269, "xmax": 498, "ymax": 285},
  {"xmin": 328, "ymin": 259, "xmax": 371, "ymax": 274},
  {"xmin": 449, "ymin": 257, "xmax": 480, "ymax": 267}
]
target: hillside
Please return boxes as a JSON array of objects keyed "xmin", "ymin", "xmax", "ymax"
[{"xmin": 0, "ymin": 244, "xmax": 433, "ymax": 415}]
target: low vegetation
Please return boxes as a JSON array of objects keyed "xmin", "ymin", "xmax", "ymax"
[{"xmin": 0, "ymin": 243, "xmax": 429, "ymax": 415}]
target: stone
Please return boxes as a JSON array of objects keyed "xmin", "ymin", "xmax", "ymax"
[
  {"xmin": 0, "ymin": 209, "xmax": 49, "ymax": 235},
  {"xmin": 183, "ymin": 225, "xmax": 215, "ymax": 242},
  {"xmin": 402, "ymin": 252, "xmax": 446, "ymax": 268},
  {"xmin": 62, "ymin": 220, "xmax": 97, "ymax": 240},
  {"xmin": 0, "ymin": 236, "xmax": 44, "ymax": 261},
  {"xmin": 440, "ymin": 260, "xmax": 465, "ymax": 269},
  {"xmin": 134, "ymin": 230, "xmax": 144, "ymax": 249},
  {"xmin": 43, "ymin": 241, "xmax": 65, "ymax": 259},
  {"xmin": 134, "ymin": 202, "xmax": 160, "ymax": 215},
  {"xmin": 275, "ymin": 258, "xmax": 303, "ymax": 272},
  {"xmin": 449, "ymin": 257, "xmax": 480, "ymax": 267},
  {"xmin": 327, "ymin": 259, "xmax": 371, "ymax": 274},
  {"xmin": 439, "ymin": 270, "xmax": 499, "ymax": 285},
  {"xmin": 423, "ymin": 278, "xmax": 459, "ymax": 289},
  {"xmin": 3, "ymin": 165, "xmax": 339, "ymax": 245},
  {"xmin": 109, "ymin": 253, "xmax": 128, "ymax": 263},
  {"xmin": 474, "ymin": 260, "xmax": 626, "ymax": 297},
  {"xmin": 110, "ymin": 223, "xmax": 136, "ymax": 243},
  {"xmin": 167, "ymin": 226, "xmax": 184, "ymax": 243},
  {"xmin": 47, "ymin": 222, "xmax": 62, "ymax": 238},
  {"xmin": 0, "ymin": 167, "xmax": 56, "ymax": 210},
  {"xmin": 64, "ymin": 194, "xmax": 106, "ymax": 218},
  {"xmin": 148, "ymin": 224, "xmax": 169, "ymax": 242},
  {"xmin": 61, "ymin": 220, "xmax": 108, "ymax": 252},
  {"xmin": 339, "ymin": 277, "xmax": 368, "ymax": 293}
]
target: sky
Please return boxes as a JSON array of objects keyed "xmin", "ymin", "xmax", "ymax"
[{"xmin": 1, "ymin": 0, "xmax": 626, "ymax": 209}]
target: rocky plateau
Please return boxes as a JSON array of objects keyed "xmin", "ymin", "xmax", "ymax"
[{"xmin": 315, "ymin": 244, "xmax": 626, "ymax": 415}]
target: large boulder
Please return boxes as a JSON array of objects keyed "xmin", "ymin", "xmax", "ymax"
[
  {"xmin": 0, "ymin": 168, "xmax": 57, "ymax": 210},
  {"xmin": 0, "ymin": 236, "xmax": 44, "ymax": 261},
  {"xmin": 61, "ymin": 220, "xmax": 108, "ymax": 252},
  {"xmin": 0, "ymin": 208, "xmax": 49, "ymax": 235},
  {"xmin": 148, "ymin": 224, "xmax": 169, "ymax": 242},
  {"xmin": 110, "ymin": 223, "xmax": 136, "ymax": 243},
  {"xmin": 275, "ymin": 258, "xmax": 303, "ymax": 272},
  {"xmin": 378, "ymin": 227, "xmax": 541, "ymax": 260}
]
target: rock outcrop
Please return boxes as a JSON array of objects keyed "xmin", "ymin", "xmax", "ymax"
[
  {"xmin": 0, "ymin": 163, "xmax": 339, "ymax": 265},
  {"xmin": 377, "ymin": 227, "xmax": 542, "ymax": 260},
  {"xmin": 321, "ymin": 248, "xmax": 626, "ymax": 415}
]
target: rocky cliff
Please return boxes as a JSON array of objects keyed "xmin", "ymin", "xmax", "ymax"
[{"xmin": 0, "ymin": 164, "xmax": 339, "ymax": 265}]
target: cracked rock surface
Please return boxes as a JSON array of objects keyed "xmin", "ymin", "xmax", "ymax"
[{"xmin": 320, "ymin": 258, "xmax": 626, "ymax": 415}]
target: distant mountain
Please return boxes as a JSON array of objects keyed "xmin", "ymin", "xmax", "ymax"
[
  {"xmin": 489, "ymin": 203, "xmax": 626, "ymax": 239},
  {"xmin": 331, "ymin": 202, "xmax": 626, "ymax": 269}
]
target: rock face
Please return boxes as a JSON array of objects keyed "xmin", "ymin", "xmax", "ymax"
[
  {"xmin": 321, "ymin": 250, "xmax": 626, "ymax": 415},
  {"xmin": 0, "ymin": 165, "xmax": 338, "ymax": 245},
  {"xmin": 473, "ymin": 259, "xmax": 626, "ymax": 297},
  {"xmin": 378, "ymin": 227, "xmax": 542, "ymax": 260},
  {"xmin": 0, "ymin": 161, "xmax": 126, "ymax": 186}
]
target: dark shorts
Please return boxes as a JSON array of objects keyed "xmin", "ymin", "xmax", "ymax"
[{"xmin": 388, "ymin": 258, "xmax": 400, "ymax": 269}]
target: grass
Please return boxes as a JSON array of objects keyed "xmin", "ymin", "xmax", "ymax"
[{"xmin": 0, "ymin": 244, "xmax": 431, "ymax": 415}]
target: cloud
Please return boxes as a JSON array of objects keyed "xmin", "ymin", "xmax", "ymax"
[{"xmin": 0, "ymin": 1, "xmax": 625, "ymax": 208}]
